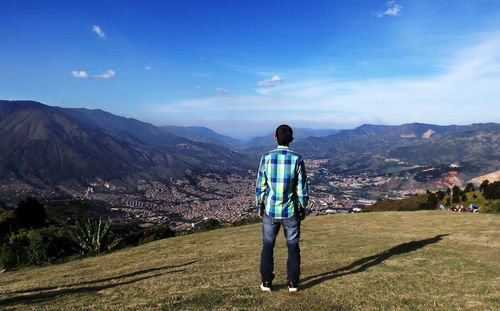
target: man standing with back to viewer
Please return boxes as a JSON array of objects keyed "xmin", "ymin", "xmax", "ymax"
[{"xmin": 256, "ymin": 124, "xmax": 309, "ymax": 292}]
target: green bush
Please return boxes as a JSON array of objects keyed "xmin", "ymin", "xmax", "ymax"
[
  {"xmin": 484, "ymin": 181, "xmax": 500, "ymax": 200},
  {"xmin": 8, "ymin": 230, "xmax": 30, "ymax": 265},
  {"xmin": 491, "ymin": 201, "xmax": 500, "ymax": 212},
  {"xmin": 452, "ymin": 186, "xmax": 462, "ymax": 204},
  {"xmin": 27, "ymin": 227, "xmax": 56, "ymax": 264},
  {"xmin": 139, "ymin": 224, "xmax": 175, "ymax": 244},
  {"xmin": 464, "ymin": 183, "xmax": 475, "ymax": 193},
  {"xmin": 199, "ymin": 219, "xmax": 221, "ymax": 231},
  {"xmin": 15, "ymin": 197, "xmax": 47, "ymax": 229},
  {"xmin": 71, "ymin": 217, "xmax": 118, "ymax": 255},
  {"xmin": 116, "ymin": 223, "xmax": 175, "ymax": 248},
  {"xmin": 0, "ymin": 243, "xmax": 17, "ymax": 269},
  {"xmin": 0, "ymin": 210, "xmax": 17, "ymax": 244},
  {"xmin": 27, "ymin": 227, "xmax": 76, "ymax": 264},
  {"xmin": 7, "ymin": 226, "xmax": 77, "ymax": 266},
  {"xmin": 231, "ymin": 216, "xmax": 261, "ymax": 227}
]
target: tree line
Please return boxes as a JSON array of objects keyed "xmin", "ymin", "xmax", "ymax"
[{"xmin": 419, "ymin": 180, "xmax": 500, "ymax": 211}]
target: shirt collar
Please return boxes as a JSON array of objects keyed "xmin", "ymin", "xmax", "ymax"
[{"xmin": 277, "ymin": 145, "xmax": 289, "ymax": 149}]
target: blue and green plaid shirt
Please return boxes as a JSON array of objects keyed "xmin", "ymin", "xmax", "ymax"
[{"xmin": 256, "ymin": 145, "xmax": 309, "ymax": 219}]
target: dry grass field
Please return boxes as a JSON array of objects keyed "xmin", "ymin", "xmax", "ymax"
[{"xmin": 1, "ymin": 211, "xmax": 499, "ymax": 310}]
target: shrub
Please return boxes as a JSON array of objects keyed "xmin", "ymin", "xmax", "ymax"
[
  {"xmin": 480, "ymin": 180, "xmax": 489, "ymax": 193},
  {"xmin": 491, "ymin": 201, "xmax": 500, "ymax": 212},
  {"xmin": 8, "ymin": 230, "xmax": 30, "ymax": 266},
  {"xmin": 6, "ymin": 226, "xmax": 77, "ymax": 266},
  {"xmin": 231, "ymin": 216, "xmax": 261, "ymax": 227},
  {"xmin": 484, "ymin": 181, "xmax": 500, "ymax": 200},
  {"xmin": 436, "ymin": 190, "xmax": 446, "ymax": 201},
  {"xmin": 71, "ymin": 217, "xmax": 118, "ymax": 255},
  {"xmin": 464, "ymin": 183, "xmax": 475, "ymax": 193},
  {"xmin": 0, "ymin": 210, "xmax": 17, "ymax": 244},
  {"xmin": 27, "ymin": 227, "xmax": 57, "ymax": 264},
  {"xmin": 139, "ymin": 224, "xmax": 175, "ymax": 244},
  {"xmin": 116, "ymin": 230, "xmax": 142, "ymax": 248},
  {"xmin": 27, "ymin": 227, "xmax": 76, "ymax": 264},
  {"xmin": 427, "ymin": 193, "xmax": 438, "ymax": 209},
  {"xmin": 452, "ymin": 186, "xmax": 461, "ymax": 204},
  {"xmin": 15, "ymin": 197, "xmax": 47, "ymax": 229},
  {"xmin": 199, "ymin": 218, "xmax": 221, "ymax": 231},
  {"xmin": 114, "ymin": 223, "xmax": 175, "ymax": 249},
  {"xmin": 0, "ymin": 243, "xmax": 17, "ymax": 269}
]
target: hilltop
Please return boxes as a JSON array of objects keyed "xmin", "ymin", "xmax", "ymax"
[
  {"xmin": 1, "ymin": 211, "xmax": 498, "ymax": 310},
  {"xmin": 365, "ymin": 189, "xmax": 500, "ymax": 213}
]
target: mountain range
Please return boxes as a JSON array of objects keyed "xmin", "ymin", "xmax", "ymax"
[
  {"xmin": 0, "ymin": 100, "xmax": 245, "ymax": 192},
  {"xmin": 293, "ymin": 122, "xmax": 500, "ymax": 186},
  {"xmin": 1, "ymin": 100, "xmax": 499, "ymax": 201}
]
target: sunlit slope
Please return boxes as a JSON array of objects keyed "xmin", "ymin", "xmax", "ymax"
[
  {"xmin": 365, "ymin": 190, "xmax": 500, "ymax": 212},
  {"xmin": 1, "ymin": 211, "xmax": 499, "ymax": 310}
]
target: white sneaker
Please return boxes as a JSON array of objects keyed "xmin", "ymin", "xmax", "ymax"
[{"xmin": 260, "ymin": 282, "xmax": 272, "ymax": 292}]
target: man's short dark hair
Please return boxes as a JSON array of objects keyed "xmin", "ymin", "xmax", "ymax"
[{"xmin": 275, "ymin": 124, "xmax": 293, "ymax": 146}]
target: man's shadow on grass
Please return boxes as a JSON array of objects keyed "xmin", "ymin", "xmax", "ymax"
[
  {"xmin": 300, "ymin": 234, "xmax": 449, "ymax": 290},
  {"xmin": 0, "ymin": 260, "xmax": 197, "ymax": 306}
]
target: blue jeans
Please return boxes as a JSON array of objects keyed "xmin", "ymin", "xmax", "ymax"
[{"xmin": 260, "ymin": 212, "xmax": 301, "ymax": 282}]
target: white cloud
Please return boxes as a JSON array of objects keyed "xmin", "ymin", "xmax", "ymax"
[
  {"xmin": 92, "ymin": 25, "xmax": 106, "ymax": 39},
  {"xmin": 216, "ymin": 88, "xmax": 229, "ymax": 94},
  {"xmin": 195, "ymin": 85, "xmax": 201, "ymax": 90},
  {"xmin": 153, "ymin": 35, "xmax": 500, "ymax": 128},
  {"xmin": 71, "ymin": 69, "xmax": 116, "ymax": 79},
  {"xmin": 145, "ymin": 65, "xmax": 152, "ymax": 70},
  {"xmin": 257, "ymin": 75, "xmax": 283, "ymax": 86},
  {"xmin": 377, "ymin": 1, "xmax": 402, "ymax": 18},
  {"xmin": 94, "ymin": 69, "xmax": 116, "ymax": 79},
  {"xmin": 72, "ymin": 71, "xmax": 89, "ymax": 79}
]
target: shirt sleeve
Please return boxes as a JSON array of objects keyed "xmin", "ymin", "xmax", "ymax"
[
  {"xmin": 255, "ymin": 155, "xmax": 268, "ymax": 211},
  {"xmin": 296, "ymin": 157, "xmax": 309, "ymax": 209}
]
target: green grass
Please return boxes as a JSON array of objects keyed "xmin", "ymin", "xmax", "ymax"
[
  {"xmin": 1, "ymin": 211, "xmax": 499, "ymax": 310},
  {"xmin": 366, "ymin": 190, "xmax": 500, "ymax": 213},
  {"xmin": 365, "ymin": 194, "xmax": 429, "ymax": 212}
]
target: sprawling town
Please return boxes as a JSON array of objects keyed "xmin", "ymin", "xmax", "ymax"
[{"xmin": 52, "ymin": 159, "xmax": 422, "ymax": 230}]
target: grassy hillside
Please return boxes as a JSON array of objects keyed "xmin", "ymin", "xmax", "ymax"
[
  {"xmin": 1, "ymin": 211, "xmax": 499, "ymax": 310},
  {"xmin": 364, "ymin": 194, "xmax": 429, "ymax": 212},
  {"xmin": 438, "ymin": 191, "xmax": 500, "ymax": 213},
  {"xmin": 366, "ymin": 190, "xmax": 500, "ymax": 213}
]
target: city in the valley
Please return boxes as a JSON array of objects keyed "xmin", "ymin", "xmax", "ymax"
[{"xmin": 49, "ymin": 158, "xmax": 422, "ymax": 230}]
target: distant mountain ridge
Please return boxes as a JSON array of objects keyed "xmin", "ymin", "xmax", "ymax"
[
  {"xmin": 0, "ymin": 100, "xmax": 246, "ymax": 192},
  {"xmin": 1, "ymin": 100, "xmax": 498, "ymax": 201},
  {"xmin": 291, "ymin": 122, "xmax": 500, "ymax": 187},
  {"xmin": 161, "ymin": 125, "xmax": 240, "ymax": 148},
  {"xmin": 296, "ymin": 122, "xmax": 499, "ymax": 157},
  {"xmin": 243, "ymin": 128, "xmax": 343, "ymax": 148}
]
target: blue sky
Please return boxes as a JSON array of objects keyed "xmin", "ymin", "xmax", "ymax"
[{"xmin": 1, "ymin": 0, "xmax": 500, "ymax": 138}]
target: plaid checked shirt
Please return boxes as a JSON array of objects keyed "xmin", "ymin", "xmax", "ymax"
[{"xmin": 256, "ymin": 145, "xmax": 309, "ymax": 219}]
